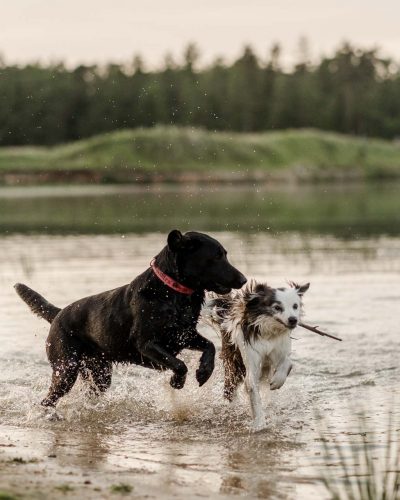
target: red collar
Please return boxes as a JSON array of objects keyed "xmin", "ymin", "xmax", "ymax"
[{"xmin": 150, "ymin": 259, "xmax": 194, "ymax": 295}]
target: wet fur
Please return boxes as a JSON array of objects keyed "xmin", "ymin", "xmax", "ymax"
[
  {"xmin": 15, "ymin": 230, "xmax": 246, "ymax": 408},
  {"xmin": 204, "ymin": 279, "xmax": 309, "ymax": 429}
]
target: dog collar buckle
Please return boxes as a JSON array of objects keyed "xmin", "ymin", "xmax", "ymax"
[{"xmin": 150, "ymin": 259, "xmax": 194, "ymax": 295}]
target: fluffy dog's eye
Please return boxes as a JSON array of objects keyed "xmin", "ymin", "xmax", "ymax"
[
  {"xmin": 274, "ymin": 304, "xmax": 283, "ymax": 313},
  {"xmin": 293, "ymin": 304, "xmax": 298, "ymax": 310}
]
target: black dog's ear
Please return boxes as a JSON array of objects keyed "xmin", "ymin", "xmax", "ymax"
[
  {"xmin": 168, "ymin": 229, "xmax": 186, "ymax": 252},
  {"xmin": 296, "ymin": 283, "xmax": 310, "ymax": 296}
]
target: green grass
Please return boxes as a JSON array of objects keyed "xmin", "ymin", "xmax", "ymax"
[
  {"xmin": 54, "ymin": 484, "xmax": 74, "ymax": 494},
  {"xmin": 0, "ymin": 492, "xmax": 17, "ymax": 500},
  {"xmin": 110, "ymin": 483, "xmax": 133, "ymax": 494},
  {"xmin": 1, "ymin": 127, "xmax": 400, "ymax": 182},
  {"xmin": 320, "ymin": 413, "xmax": 400, "ymax": 500}
]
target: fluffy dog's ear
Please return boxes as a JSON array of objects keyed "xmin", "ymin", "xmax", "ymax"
[
  {"xmin": 254, "ymin": 283, "xmax": 267, "ymax": 294},
  {"xmin": 247, "ymin": 295, "xmax": 262, "ymax": 308},
  {"xmin": 296, "ymin": 283, "xmax": 310, "ymax": 296},
  {"xmin": 247, "ymin": 287, "xmax": 266, "ymax": 307},
  {"xmin": 167, "ymin": 229, "xmax": 185, "ymax": 251}
]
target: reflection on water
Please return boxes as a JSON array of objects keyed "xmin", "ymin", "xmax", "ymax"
[
  {"xmin": 1, "ymin": 229, "xmax": 399, "ymax": 499},
  {"xmin": 0, "ymin": 181, "xmax": 400, "ymax": 236}
]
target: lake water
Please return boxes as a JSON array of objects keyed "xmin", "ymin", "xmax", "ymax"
[{"xmin": 0, "ymin": 183, "xmax": 399, "ymax": 499}]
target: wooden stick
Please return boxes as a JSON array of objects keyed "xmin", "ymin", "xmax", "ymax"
[
  {"xmin": 299, "ymin": 322, "xmax": 342, "ymax": 342},
  {"xmin": 275, "ymin": 317, "xmax": 342, "ymax": 341}
]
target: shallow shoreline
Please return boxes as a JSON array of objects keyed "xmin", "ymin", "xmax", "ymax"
[
  {"xmin": 0, "ymin": 420, "xmax": 324, "ymax": 500},
  {"xmin": 0, "ymin": 437, "xmax": 167, "ymax": 500},
  {"xmin": 1, "ymin": 232, "xmax": 399, "ymax": 500}
]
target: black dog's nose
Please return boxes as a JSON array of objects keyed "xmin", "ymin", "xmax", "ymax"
[
  {"xmin": 288, "ymin": 316, "xmax": 298, "ymax": 327},
  {"xmin": 238, "ymin": 274, "xmax": 247, "ymax": 288}
]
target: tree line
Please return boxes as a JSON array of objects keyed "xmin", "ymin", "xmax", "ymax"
[{"xmin": 1, "ymin": 42, "xmax": 400, "ymax": 145}]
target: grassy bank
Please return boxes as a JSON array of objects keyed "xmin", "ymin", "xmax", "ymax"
[{"xmin": 1, "ymin": 127, "xmax": 400, "ymax": 184}]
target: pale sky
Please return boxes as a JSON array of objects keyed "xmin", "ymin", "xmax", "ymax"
[{"xmin": 1, "ymin": 0, "xmax": 400, "ymax": 68}]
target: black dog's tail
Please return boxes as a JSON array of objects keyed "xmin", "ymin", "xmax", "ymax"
[{"xmin": 14, "ymin": 283, "xmax": 61, "ymax": 323}]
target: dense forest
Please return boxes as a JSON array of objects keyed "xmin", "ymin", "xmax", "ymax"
[{"xmin": 1, "ymin": 42, "xmax": 400, "ymax": 146}]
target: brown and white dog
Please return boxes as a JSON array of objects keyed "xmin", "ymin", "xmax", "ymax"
[{"xmin": 204, "ymin": 280, "xmax": 309, "ymax": 430}]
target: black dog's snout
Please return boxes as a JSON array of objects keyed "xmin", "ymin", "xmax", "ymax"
[
  {"xmin": 226, "ymin": 266, "xmax": 247, "ymax": 289},
  {"xmin": 237, "ymin": 274, "xmax": 247, "ymax": 288},
  {"xmin": 288, "ymin": 316, "xmax": 298, "ymax": 327}
]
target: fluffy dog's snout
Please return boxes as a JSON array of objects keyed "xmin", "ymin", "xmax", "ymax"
[{"xmin": 288, "ymin": 316, "xmax": 298, "ymax": 328}]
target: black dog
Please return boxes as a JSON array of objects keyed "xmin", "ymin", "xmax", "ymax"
[{"xmin": 15, "ymin": 230, "xmax": 246, "ymax": 408}]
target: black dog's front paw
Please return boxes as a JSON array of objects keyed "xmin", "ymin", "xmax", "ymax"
[
  {"xmin": 196, "ymin": 364, "xmax": 214, "ymax": 387},
  {"xmin": 170, "ymin": 372, "xmax": 187, "ymax": 389}
]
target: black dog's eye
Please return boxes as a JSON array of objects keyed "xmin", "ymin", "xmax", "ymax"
[
  {"xmin": 293, "ymin": 304, "xmax": 299, "ymax": 310},
  {"xmin": 274, "ymin": 304, "xmax": 283, "ymax": 313},
  {"xmin": 215, "ymin": 250, "xmax": 224, "ymax": 260}
]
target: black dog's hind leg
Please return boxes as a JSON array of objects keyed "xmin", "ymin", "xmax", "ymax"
[
  {"xmin": 137, "ymin": 339, "xmax": 189, "ymax": 389},
  {"xmin": 41, "ymin": 327, "xmax": 83, "ymax": 407},
  {"xmin": 80, "ymin": 358, "xmax": 113, "ymax": 395},
  {"xmin": 185, "ymin": 332, "xmax": 216, "ymax": 387},
  {"xmin": 41, "ymin": 360, "xmax": 80, "ymax": 407}
]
